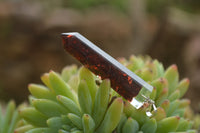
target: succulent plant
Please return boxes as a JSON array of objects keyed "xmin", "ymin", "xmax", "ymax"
[
  {"xmin": 0, "ymin": 101, "xmax": 21, "ymax": 133},
  {"xmin": 13, "ymin": 55, "xmax": 199, "ymax": 133},
  {"xmin": 116, "ymin": 56, "xmax": 198, "ymax": 133},
  {"xmin": 14, "ymin": 65, "xmax": 123, "ymax": 133}
]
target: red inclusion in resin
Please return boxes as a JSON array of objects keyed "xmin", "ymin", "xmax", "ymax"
[{"xmin": 62, "ymin": 33, "xmax": 143, "ymax": 101}]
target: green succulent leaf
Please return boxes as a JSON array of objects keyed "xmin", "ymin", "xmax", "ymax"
[
  {"xmin": 96, "ymin": 98, "xmax": 124, "ymax": 133},
  {"xmin": 167, "ymin": 100, "xmax": 180, "ymax": 117},
  {"xmin": 28, "ymin": 84, "xmax": 56, "ymax": 101},
  {"xmin": 78, "ymin": 79, "xmax": 92, "ymax": 115},
  {"xmin": 152, "ymin": 107, "xmax": 166, "ymax": 121},
  {"xmin": 58, "ymin": 129, "xmax": 70, "ymax": 133},
  {"xmin": 92, "ymin": 79, "xmax": 110, "ymax": 127},
  {"xmin": 49, "ymin": 71, "xmax": 77, "ymax": 102},
  {"xmin": 186, "ymin": 129, "xmax": 198, "ymax": 133},
  {"xmin": 176, "ymin": 78, "xmax": 190, "ymax": 98},
  {"xmin": 156, "ymin": 88, "xmax": 168, "ymax": 106},
  {"xmin": 179, "ymin": 99, "xmax": 190, "ymax": 108},
  {"xmin": 116, "ymin": 114, "xmax": 127, "ymax": 133},
  {"xmin": 32, "ymin": 99, "xmax": 69, "ymax": 117},
  {"xmin": 14, "ymin": 125, "xmax": 34, "ymax": 133},
  {"xmin": 151, "ymin": 78, "xmax": 168, "ymax": 100},
  {"xmin": 140, "ymin": 118, "xmax": 157, "ymax": 133},
  {"xmin": 156, "ymin": 116, "xmax": 180, "ymax": 133},
  {"xmin": 71, "ymin": 130, "xmax": 83, "ymax": 133},
  {"xmin": 122, "ymin": 117, "xmax": 139, "ymax": 133},
  {"xmin": 168, "ymin": 90, "xmax": 180, "ymax": 102},
  {"xmin": 57, "ymin": 95, "xmax": 81, "ymax": 117},
  {"xmin": 128, "ymin": 55, "xmax": 145, "ymax": 71},
  {"xmin": 61, "ymin": 65, "xmax": 78, "ymax": 82},
  {"xmin": 1, "ymin": 101, "xmax": 16, "ymax": 133},
  {"xmin": 160, "ymin": 100, "xmax": 170, "ymax": 112},
  {"xmin": 79, "ymin": 67, "xmax": 97, "ymax": 103},
  {"xmin": 145, "ymin": 60, "xmax": 158, "ymax": 79},
  {"xmin": 141, "ymin": 68, "xmax": 154, "ymax": 82},
  {"xmin": 82, "ymin": 114, "xmax": 95, "ymax": 133},
  {"xmin": 164, "ymin": 65, "xmax": 179, "ymax": 95},
  {"xmin": 47, "ymin": 117, "xmax": 63, "ymax": 130},
  {"xmin": 150, "ymin": 87, "xmax": 157, "ymax": 100},
  {"xmin": 26, "ymin": 128, "xmax": 52, "ymax": 133},
  {"xmin": 67, "ymin": 113, "xmax": 83, "ymax": 130},
  {"xmin": 176, "ymin": 118, "xmax": 191, "ymax": 131},
  {"xmin": 59, "ymin": 129, "xmax": 70, "ymax": 133},
  {"xmin": 19, "ymin": 107, "xmax": 48, "ymax": 127},
  {"xmin": 153, "ymin": 60, "xmax": 164, "ymax": 78},
  {"xmin": 41, "ymin": 73, "xmax": 52, "ymax": 89},
  {"xmin": 8, "ymin": 110, "xmax": 19, "ymax": 133}
]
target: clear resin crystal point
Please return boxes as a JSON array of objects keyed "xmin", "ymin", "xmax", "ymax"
[{"xmin": 61, "ymin": 32, "xmax": 155, "ymax": 111}]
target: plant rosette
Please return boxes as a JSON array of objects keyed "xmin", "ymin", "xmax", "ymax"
[{"xmin": 10, "ymin": 55, "xmax": 199, "ymax": 133}]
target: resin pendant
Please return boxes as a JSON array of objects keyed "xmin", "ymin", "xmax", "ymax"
[{"xmin": 61, "ymin": 32, "xmax": 154, "ymax": 109}]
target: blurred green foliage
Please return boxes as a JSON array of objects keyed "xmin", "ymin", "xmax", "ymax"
[
  {"xmin": 2, "ymin": 0, "xmax": 200, "ymax": 14},
  {"xmin": 175, "ymin": 0, "xmax": 200, "ymax": 13},
  {"xmin": 64, "ymin": 0, "xmax": 129, "ymax": 12},
  {"xmin": 64, "ymin": 0, "xmax": 200, "ymax": 14},
  {"xmin": 146, "ymin": 0, "xmax": 200, "ymax": 15}
]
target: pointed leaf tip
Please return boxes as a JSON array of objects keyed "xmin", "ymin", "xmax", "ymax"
[{"xmin": 171, "ymin": 64, "xmax": 177, "ymax": 70}]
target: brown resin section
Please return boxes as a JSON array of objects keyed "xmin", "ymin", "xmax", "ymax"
[{"xmin": 62, "ymin": 34, "xmax": 142, "ymax": 101}]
